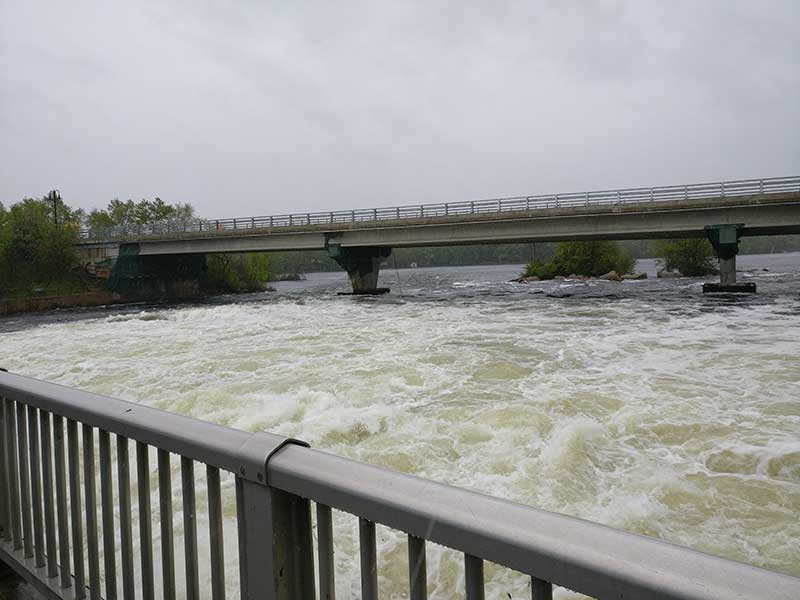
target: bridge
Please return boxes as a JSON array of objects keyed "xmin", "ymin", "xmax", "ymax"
[
  {"xmin": 78, "ymin": 176, "xmax": 800, "ymax": 294},
  {"xmin": 1, "ymin": 370, "xmax": 799, "ymax": 599}
]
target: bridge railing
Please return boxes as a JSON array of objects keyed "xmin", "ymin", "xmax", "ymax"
[
  {"xmin": 79, "ymin": 175, "xmax": 800, "ymax": 242},
  {"xmin": 2, "ymin": 370, "xmax": 799, "ymax": 599}
]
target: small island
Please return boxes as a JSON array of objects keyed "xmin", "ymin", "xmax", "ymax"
[{"xmin": 513, "ymin": 240, "xmax": 719, "ymax": 282}]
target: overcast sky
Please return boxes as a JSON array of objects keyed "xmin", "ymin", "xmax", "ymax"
[{"xmin": 1, "ymin": 1, "xmax": 798, "ymax": 218}]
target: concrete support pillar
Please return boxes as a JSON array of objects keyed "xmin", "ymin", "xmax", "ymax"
[
  {"xmin": 719, "ymin": 256, "xmax": 737, "ymax": 286},
  {"xmin": 326, "ymin": 242, "xmax": 391, "ymax": 294},
  {"xmin": 702, "ymin": 224, "xmax": 755, "ymax": 293}
]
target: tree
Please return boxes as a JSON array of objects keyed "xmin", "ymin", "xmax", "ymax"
[
  {"xmin": 86, "ymin": 197, "xmax": 197, "ymax": 230},
  {"xmin": 524, "ymin": 241, "xmax": 634, "ymax": 279},
  {"xmin": 0, "ymin": 196, "xmax": 81, "ymax": 294},
  {"xmin": 206, "ymin": 253, "xmax": 273, "ymax": 292},
  {"xmin": 655, "ymin": 239, "xmax": 717, "ymax": 276}
]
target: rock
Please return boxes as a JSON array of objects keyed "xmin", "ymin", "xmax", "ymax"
[
  {"xmin": 554, "ymin": 275, "xmax": 566, "ymax": 280},
  {"xmin": 657, "ymin": 270, "xmax": 683, "ymax": 278},
  {"xmin": 622, "ymin": 272, "xmax": 648, "ymax": 280},
  {"xmin": 510, "ymin": 275, "xmax": 540, "ymax": 283},
  {"xmin": 598, "ymin": 270, "xmax": 621, "ymax": 282}
]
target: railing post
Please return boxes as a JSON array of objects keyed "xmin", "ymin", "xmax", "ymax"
[
  {"xmin": 684, "ymin": 185, "xmax": 688, "ymax": 200},
  {"xmin": 373, "ymin": 208, "xmax": 377, "ymax": 220},
  {"xmin": 270, "ymin": 216, "xmax": 274, "ymax": 228},
  {"xmin": 236, "ymin": 478, "xmax": 315, "ymax": 600},
  {"xmin": 396, "ymin": 207, "xmax": 400, "ymax": 219},
  {"xmin": 351, "ymin": 210, "xmax": 355, "ymax": 222},
  {"xmin": 307, "ymin": 213, "xmax": 311, "ymax": 225},
  {"xmin": 0, "ymin": 399, "xmax": 7, "ymax": 541},
  {"xmin": 252, "ymin": 217, "xmax": 255, "ymax": 228},
  {"xmin": 759, "ymin": 179, "xmax": 764, "ymax": 194},
  {"xmin": 330, "ymin": 212, "xmax": 334, "ymax": 224},
  {"xmin": 721, "ymin": 182, "xmax": 725, "ymax": 197}
]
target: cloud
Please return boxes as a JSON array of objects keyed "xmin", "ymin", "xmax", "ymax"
[{"xmin": 1, "ymin": 0, "xmax": 798, "ymax": 217}]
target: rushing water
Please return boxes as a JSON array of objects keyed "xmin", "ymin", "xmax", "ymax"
[{"xmin": 1, "ymin": 254, "xmax": 799, "ymax": 599}]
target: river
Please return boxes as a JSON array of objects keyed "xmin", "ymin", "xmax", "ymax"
[{"xmin": 1, "ymin": 254, "xmax": 799, "ymax": 599}]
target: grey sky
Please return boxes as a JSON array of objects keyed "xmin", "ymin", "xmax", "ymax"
[{"xmin": 1, "ymin": 1, "xmax": 798, "ymax": 218}]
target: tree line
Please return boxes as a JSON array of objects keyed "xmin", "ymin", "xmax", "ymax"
[{"xmin": 2, "ymin": 193, "xmax": 799, "ymax": 298}]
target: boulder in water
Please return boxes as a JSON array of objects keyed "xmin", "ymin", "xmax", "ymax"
[
  {"xmin": 657, "ymin": 270, "xmax": 683, "ymax": 278},
  {"xmin": 622, "ymin": 272, "xmax": 648, "ymax": 280},
  {"xmin": 598, "ymin": 271, "xmax": 622, "ymax": 281}
]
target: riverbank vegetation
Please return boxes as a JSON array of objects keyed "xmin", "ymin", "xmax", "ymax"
[
  {"xmin": 522, "ymin": 241, "xmax": 635, "ymax": 279},
  {"xmin": 206, "ymin": 253, "xmax": 274, "ymax": 293},
  {"xmin": 86, "ymin": 198, "xmax": 196, "ymax": 229},
  {"xmin": 0, "ymin": 197, "xmax": 87, "ymax": 298}
]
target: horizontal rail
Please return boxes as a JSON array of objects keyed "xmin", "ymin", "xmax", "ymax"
[
  {"xmin": 2, "ymin": 371, "xmax": 799, "ymax": 600},
  {"xmin": 79, "ymin": 175, "xmax": 800, "ymax": 242},
  {"xmin": 267, "ymin": 444, "xmax": 800, "ymax": 600},
  {"xmin": 0, "ymin": 371, "xmax": 301, "ymax": 485}
]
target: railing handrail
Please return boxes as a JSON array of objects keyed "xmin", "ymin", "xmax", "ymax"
[
  {"xmin": 268, "ymin": 444, "xmax": 800, "ymax": 600},
  {"xmin": 2, "ymin": 371, "xmax": 799, "ymax": 599},
  {"xmin": 0, "ymin": 371, "xmax": 302, "ymax": 485},
  {"xmin": 78, "ymin": 175, "xmax": 800, "ymax": 241}
]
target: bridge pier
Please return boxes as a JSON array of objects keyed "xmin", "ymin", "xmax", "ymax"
[
  {"xmin": 327, "ymin": 242, "xmax": 391, "ymax": 294},
  {"xmin": 703, "ymin": 224, "xmax": 756, "ymax": 293}
]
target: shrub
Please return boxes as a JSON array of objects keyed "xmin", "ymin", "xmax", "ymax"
[
  {"xmin": 524, "ymin": 241, "xmax": 634, "ymax": 279},
  {"xmin": 655, "ymin": 239, "xmax": 717, "ymax": 276},
  {"xmin": 206, "ymin": 253, "xmax": 273, "ymax": 293}
]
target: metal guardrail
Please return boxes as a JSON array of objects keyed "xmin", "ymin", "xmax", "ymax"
[
  {"xmin": 79, "ymin": 176, "xmax": 800, "ymax": 242},
  {"xmin": 1, "ymin": 371, "xmax": 799, "ymax": 599}
]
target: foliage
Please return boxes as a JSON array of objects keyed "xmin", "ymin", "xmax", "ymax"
[
  {"xmin": 0, "ymin": 196, "xmax": 83, "ymax": 297},
  {"xmin": 86, "ymin": 197, "xmax": 196, "ymax": 230},
  {"xmin": 206, "ymin": 253, "xmax": 273, "ymax": 293},
  {"xmin": 524, "ymin": 241, "xmax": 635, "ymax": 279},
  {"xmin": 655, "ymin": 239, "xmax": 717, "ymax": 276}
]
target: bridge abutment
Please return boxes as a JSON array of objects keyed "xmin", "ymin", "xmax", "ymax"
[
  {"xmin": 327, "ymin": 242, "xmax": 391, "ymax": 294},
  {"xmin": 703, "ymin": 224, "xmax": 756, "ymax": 293},
  {"xmin": 108, "ymin": 245, "xmax": 207, "ymax": 299}
]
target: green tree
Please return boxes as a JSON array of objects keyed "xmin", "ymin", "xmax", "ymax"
[
  {"xmin": 524, "ymin": 241, "xmax": 634, "ymax": 279},
  {"xmin": 655, "ymin": 239, "xmax": 717, "ymax": 276},
  {"xmin": 87, "ymin": 197, "xmax": 196, "ymax": 229},
  {"xmin": 0, "ymin": 196, "xmax": 81, "ymax": 295},
  {"xmin": 206, "ymin": 253, "xmax": 273, "ymax": 293}
]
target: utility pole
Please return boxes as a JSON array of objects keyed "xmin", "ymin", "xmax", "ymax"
[{"xmin": 49, "ymin": 190, "xmax": 61, "ymax": 227}]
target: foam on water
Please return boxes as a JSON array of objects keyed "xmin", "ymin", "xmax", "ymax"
[{"xmin": 1, "ymin": 256, "xmax": 799, "ymax": 599}]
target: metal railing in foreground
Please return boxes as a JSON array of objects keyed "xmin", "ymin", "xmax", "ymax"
[
  {"xmin": 79, "ymin": 175, "xmax": 800, "ymax": 241},
  {"xmin": 1, "ymin": 371, "xmax": 798, "ymax": 600}
]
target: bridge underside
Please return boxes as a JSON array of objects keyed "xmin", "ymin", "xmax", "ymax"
[{"xmin": 86, "ymin": 192, "xmax": 800, "ymax": 294}]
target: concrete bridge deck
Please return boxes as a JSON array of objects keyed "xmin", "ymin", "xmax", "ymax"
[
  {"xmin": 78, "ymin": 190, "xmax": 800, "ymax": 256},
  {"xmin": 75, "ymin": 176, "xmax": 800, "ymax": 293}
]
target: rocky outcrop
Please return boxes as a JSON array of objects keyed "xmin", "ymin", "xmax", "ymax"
[
  {"xmin": 622, "ymin": 272, "xmax": 648, "ymax": 280},
  {"xmin": 657, "ymin": 270, "xmax": 683, "ymax": 278},
  {"xmin": 598, "ymin": 270, "xmax": 622, "ymax": 281},
  {"xmin": 510, "ymin": 275, "xmax": 540, "ymax": 283}
]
